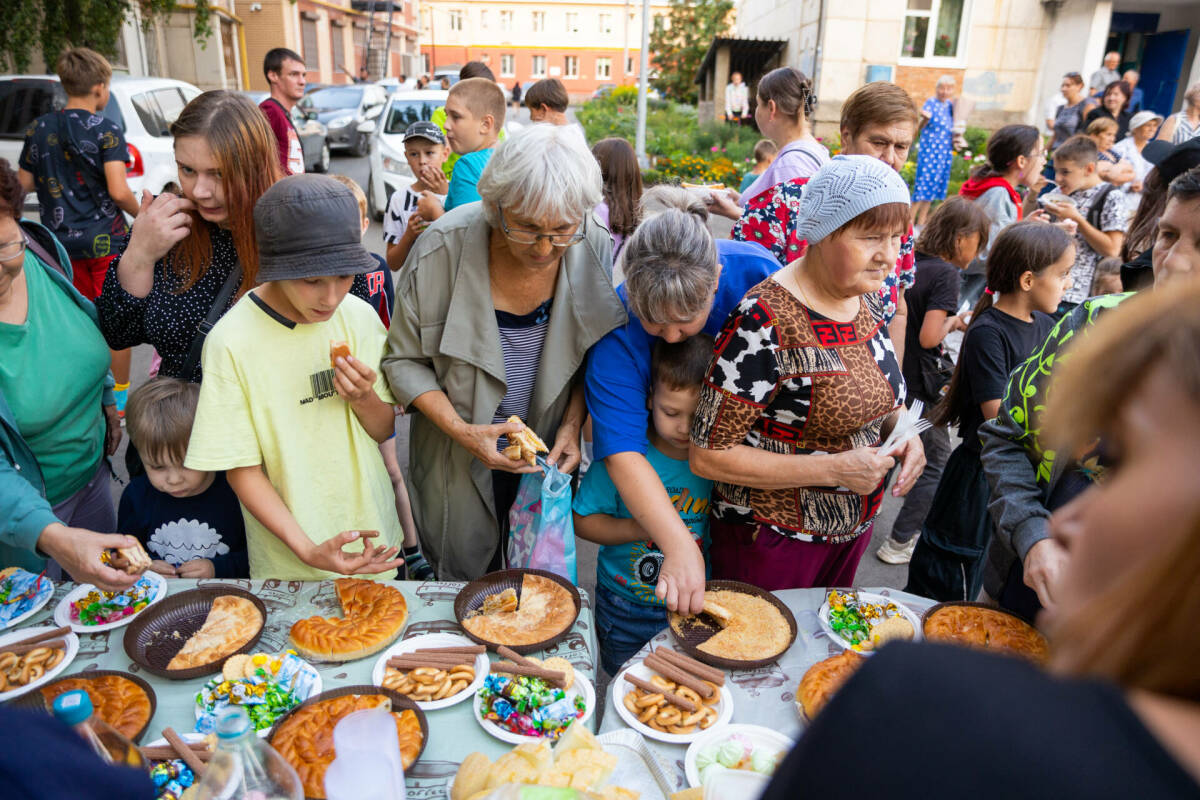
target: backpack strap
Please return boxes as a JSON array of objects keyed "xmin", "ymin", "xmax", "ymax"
[
  {"xmin": 1086, "ymin": 184, "xmax": 1117, "ymax": 231},
  {"xmin": 20, "ymin": 220, "xmax": 70, "ymax": 280},
  {"xmin": 179, "ymin": 260, "xmax": 243, "ymax": 382}
]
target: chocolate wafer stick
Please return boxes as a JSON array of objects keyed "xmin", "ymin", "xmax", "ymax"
[
  {"xmin": 163, "ymin": 727, "xmax": 206, "ymax": 776},
  {"xmin": 0, "ymin": 639, "xmax": 66, "ymax": 657},
  {"xmin": 386, "ymin": 656, "xmax": 474, "ymax": 671},
  {"xmin": 494, "ymin": 645, "xmax": 539, "ymax": 668},
  {"xmin": 654, "ymin": 647, "xmax": 726, "ymax": 685},
  {"xmin": 411, "ymin": 645, "xmax": 486, "ymax": 655},
  {"xmin": 388, "ymin": 652, "xmax": 472, "ymax": 665},
  {"xmin": 139, "ymin": 745, "xmax": 213, "ymax": 763},
  {"xmin": 489, "ymin": 660, "xmax": 566, "ymax": 687},
  {"xmin": 10, "ymin": 626, "xmax": 70, "ymax": 647},
  {"xmin": 623, "ymin": 673, "xmax": 697, "ymax": 712},
  {"xmin": 644, "ymin": 652, "xmax": 715, "ymax": 699}
]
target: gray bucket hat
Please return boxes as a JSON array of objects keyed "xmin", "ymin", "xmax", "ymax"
[{"xmin": 254, "ymin": 174, "xmax": 377, "ymax": 282}]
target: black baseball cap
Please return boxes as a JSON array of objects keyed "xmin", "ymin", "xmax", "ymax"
[
  {"xmin": 254, "ymin": 175, "xmax": 376, "ymax": 281},
  {"xmin": 403, "ymin": 121, "xmax": 446, "ymax": 145},
  {"xmin": 1141, "ymin": 137, "xmax": 1200, "ymax": 184}
]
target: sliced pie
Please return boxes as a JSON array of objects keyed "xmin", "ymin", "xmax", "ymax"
[
  {"xmin": 290, "ymin": 578, "xmax": 408, "ymax": 662},
  {"xmin": 167, "ymin": 595, "xmax": 263, "ymax": 670},
  {"xmin": 461, "ymin": 574, "xmax": 574, "ymax": 646},
  {"xmin": 670, "ymin": 590, "xmax": 791, "ymax": 662}
]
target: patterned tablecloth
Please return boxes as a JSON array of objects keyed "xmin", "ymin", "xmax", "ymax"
[
  {"xmin": 599, "ymin": 586, "xmax": 936, "ymax": 792},
  {"xmin": 9, "ymin": 578, "xmax": 598, "ymax": 800}
]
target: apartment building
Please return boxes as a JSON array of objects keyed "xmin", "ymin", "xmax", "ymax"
[{"xmin": 421, "ymin": 0, "xmax": 671, "ymax": 100}]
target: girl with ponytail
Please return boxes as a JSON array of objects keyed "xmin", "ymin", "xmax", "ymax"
[
  {"xmin": 905, "ymin": 221, "xmax": 1075, "ymax": 602},
  {"xmin": 958, "ymin": 125, "xmax": 1048, "ymax": 262}
]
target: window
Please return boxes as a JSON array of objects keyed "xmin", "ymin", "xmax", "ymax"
[
  {"xmin": 532, "ymin": 55, "xmax": 547, "ymax": 77},
  {"xmin": 480, "ymin": 10, "xmax": 488, "ymax": 29},
  {"xmin": 901, "ymin": 0, "xmax": 967, "ymax": 61},
  {"xmin": 501, "ymin": 54, "xmax": 515, "ymax": 77},
  {"xmin": 599, "ymin": 13, "xmax": 613, "ymax": 34},
  {"xmin": 382, "ymin": 99, "xmax": 445, "ymax": 134},
  {"xmin": 0, "ymin": 79, "xmax": 64, "ymax": 137},
  {"xmin": 596, "ymin": 57, "xmax": 612, "ymax": 79},
  {"xmin": 500, "ymin": 10, "xmax": 513, "ymax": 31},
  {"xmin": 301, "ymin": 18, "xmax": 319, "ymax": 67},
  {"xmin": 330, "ymin": 27, "xmax": 346, "ymax": 73},
  {"xmin": 564, "ymin": 56, "xmax": 579, "ymax": 79},
  {"xmin": 532, "ymin": 11, "xmax": 545, "ymax": 32},
  {"xmin": 626, "ymin": 56, "xmax": 636, "ymax": 75},
  {"xmin": 449, "ymin": 9, "xmax": 463, "ymax": 31},
  {"xmin": 566, "ymin": 12, "xmax": 579, "ymax": 32}
]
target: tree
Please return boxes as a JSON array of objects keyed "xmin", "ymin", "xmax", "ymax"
[
  {"xmin": 0, "ymin": 0, "xmax": 213, "ymax": 74},
  {"xmin": 648, "ymin": 0, "xmax": 733, "ymax": 105}
]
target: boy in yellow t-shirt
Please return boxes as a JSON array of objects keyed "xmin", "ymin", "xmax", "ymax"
[{"xmin": 186, "ymin": 175, "xmax": 403, "ymax": 580}]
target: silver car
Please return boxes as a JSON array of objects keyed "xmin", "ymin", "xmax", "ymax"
[{"xmin": 298, "ymin": 84, "xmax": 389, "ymax": 157}]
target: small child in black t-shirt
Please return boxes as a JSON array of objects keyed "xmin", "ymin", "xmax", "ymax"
[{"xmin": 118, "ymin": 378, "xmax": 249, "ymax": 579}]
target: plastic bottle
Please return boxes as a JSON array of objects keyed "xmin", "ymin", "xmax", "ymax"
[
  {"xmin": 192, "ymin": 706, "xmax": 303, "ymax": 800},
  {"xmin": 52, "ymin": 689, "xmax": 147, "ymax": 770}
]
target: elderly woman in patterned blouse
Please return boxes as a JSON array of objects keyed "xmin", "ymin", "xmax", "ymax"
[{"xmin": 690, "ymin": 156, "xmax": 926, "ymax": 591}]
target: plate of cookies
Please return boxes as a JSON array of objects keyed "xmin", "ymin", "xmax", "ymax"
[
  {"xmin": 613, "ymin": 646, "xmax": 732, "ymax": 744},
  {"xmin": 372, "ymin": 632, "xmax": 488, "ymax": 710},
  {"xmin": 0, "ymin": 624, "xmax": 78, "ymax": 702}
]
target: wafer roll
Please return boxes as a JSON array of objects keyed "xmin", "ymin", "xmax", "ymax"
[
  {"xmin": 10, "ymin": 626, "xmax": 70, "ymax": 647},
  {"xmin": 163, "ymin": 727, "xmax": 206, "ymax": 775},
  {"xmin": 644, "ymin": 652, "xmax": 715, "ymax": 699},
  {"xmin": 654, "ymin": 647, "xmax": 726, "ymax": 685},
  {"xmin": 0, "ymin": 639, "xmax": 66, "ymax": 658},
  {"xmin": 623, "ymin": 673, "xmax": 697, "ymax": 712},
  {"xmin": 490, "ymin": 660, "xmax": 566, "ymax": 687}
]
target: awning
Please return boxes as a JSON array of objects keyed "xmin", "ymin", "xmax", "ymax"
[{"xmin": 694, "ymin": 37, "xmax": 788, "ymax": 85}]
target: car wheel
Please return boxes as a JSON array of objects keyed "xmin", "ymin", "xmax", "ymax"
[
  {"xmin": 368, "ymin": 176, "xmax": 383, "ymax": 222},
  {"xmin": 313, "ymin": 143, "xmax": 330, "ymax": 173},
  {"xmin": 351, "ymin": 133, "xmax": 367, "ymax": 158}
]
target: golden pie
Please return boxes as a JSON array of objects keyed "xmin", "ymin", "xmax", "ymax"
[
  {"xmin": 167, "ymin": 595, "xmax": 262, "ymax": 670},
  {"xmin": 290, "ymin": 579, "xmax": 408, "ymax": 662},
  {"xmin": 41, "ymin": 675, "xmax": 152, "ymax": 740},
  {"xmin": 797, "ymin": 650, "xmax": 864, "ymax": 719},
  {"xmin": 503, "ymin": 416, "xmax": 548, "ymax": 466},
  {"xmin": 924, "ymin": 605, "xmax": 1049, "ymax": 663},
  {"xmin": 670, "ymin": 590, "xmax": 791, "ymax": 661},
  {"xmin": 271, "ymin": 693, "xmax": 422, "ymax": 799},
  {"xmin": 461, "ymin": 574, "xmax": 574, "ymax": 646}
]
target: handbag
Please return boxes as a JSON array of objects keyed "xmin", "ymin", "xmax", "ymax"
[
  {"xmin": 915, "ymin": 345, "xmax": 956, "ymax": 402},
  {"xmin": 506, "ymin": 463, "xmax": 578, "ymax": 583}
]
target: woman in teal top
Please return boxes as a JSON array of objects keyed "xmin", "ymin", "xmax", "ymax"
[{"xmin": 0, "ymin": 159, "xmax": 140, "ymax": 590}]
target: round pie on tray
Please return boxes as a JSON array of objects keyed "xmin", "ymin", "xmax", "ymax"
[
  {"xmin": 669, "ymin": 589, "xmax": 791, "ymax": 662},
  {"xmin": 461, "ymin": 574, "xmax": 574, "ymax": 646},
  {"xmin": 270, "ymin": 693, "xmax": 422, "ymax": 799},
  {"xmin": 923, "ymin": 604, "xmax": 1049, "ymax": 663},
  {"xmin": 40, "ymin": 674, "xmax": 152, "ymax": 739},
  {"xmin": 289, "ymin": 578, "xmax": 408, "ymax": 662},
  {"xmin": 797, "ymin": 650, "xmax": 864, "ymax": 720}
]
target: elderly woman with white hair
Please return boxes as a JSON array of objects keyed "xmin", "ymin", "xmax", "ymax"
[
  {"xmin": 382, "ymin": 124, "xmax": 626, "ymax": 580},
  {"xmin": 585, "ymin": 185, "xmax": 780, "ymax": 614},
  {"xmin": 690, "ymin": 156, "xmax": 926, "ymax": 590},
  {"xmin": 912, "ymin": 74, "xmax": 957, "ymax": 226}
]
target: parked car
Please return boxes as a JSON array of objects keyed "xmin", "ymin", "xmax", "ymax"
[
  {"xmin": 360, "ymin": 90, "xmax": 448, "ymax": 221},
  {"xmin": 298, "ymin": 84, "xmax": 389, "ymax": 156},
  {"xmin": 242, "ymin": 91, "xmax": 330, "ymax": 173},
  {"xmin": 0, "ymin": 74, "xmax": 203, "ymax": 207},
  {"xmin": 432, "ymin": 70, "xmax": 460, "ymax": 88},
  {"xmin": 591, "ymin": 84, "xmax": 616, "ymax": 100}
]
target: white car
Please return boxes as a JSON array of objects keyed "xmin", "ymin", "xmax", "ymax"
[
  {"xmin": 361, "ymin": 90, "xmax": 448, "ymax": 221},
  {"xmin": 0, "ymin": 74, "xmax": 203, "ymax": 208}
]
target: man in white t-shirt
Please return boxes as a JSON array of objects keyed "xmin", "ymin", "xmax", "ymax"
[
  {"xmin": 382, "ymin": 121, "xmax": 449, "ymax": 270},
  {"xmin": 725, "ymin": 72, "xmax": 749, "ymax": 124}
]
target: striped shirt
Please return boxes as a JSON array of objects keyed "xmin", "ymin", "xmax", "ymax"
[{"xmin": 493, "ymin": 298, "xmax": 553, "ymax": 427}]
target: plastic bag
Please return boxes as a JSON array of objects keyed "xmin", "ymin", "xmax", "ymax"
[{"xmin": 507, "ymin": 464, "xmax": 577, "ymax": 583}]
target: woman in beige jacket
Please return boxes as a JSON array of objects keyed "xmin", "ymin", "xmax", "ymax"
[{"xmin": 382, "ymin": 125, "xmax": 627, "ymax": 580}]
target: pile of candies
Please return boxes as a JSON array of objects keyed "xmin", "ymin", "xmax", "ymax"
[
  {"xmin": 826, "ymin": 590, "xmax": 903, "ymax": 650},
  {"xmin": 150, "ymin": 759, "xmax": 195, "ymax": 800},
  {"xmin": 478, "ymin": 674, "xmax": 585, "ymax": 740},
  {"xmin": 69, "ymin": 575, "xmax": 156, "ymax": 626},
  {"xmin": 695, "ymin": 734, "xmax": 782, "ymax": 786},
  {"xmin": 195, "ymin": 652, "xmax": 316, "ymax": 733},
  {"xmin": 0, "ymin": 569, "xmax": 50, "ymax": 625}
]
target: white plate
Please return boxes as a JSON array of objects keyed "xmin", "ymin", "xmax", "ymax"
[
  {"xmin": 53, "ymin": 571, "xmax": 167, "ymax": 634},
  {"xmin": 684, "ymin": 723, "xmax": 795, "ymax": 788},
  {"xmin": 371, "ymin": 632, "xmax": 488, "ymax": 711},
  {"xmin": 0, "ymin": 625, "xmax": 79, "ymax": 702},
  {"xmin": 817, "ymin": 591, "xmax": 923, "ymax": 653},
  {"xmin": 194, "ymin": 659, "xmax": 323, "ymax": 738},
  {"xmin": 141, "ymin": 731, "xmax": 207, "ymax": 756},
  {"xmin": 474, "ymin": 672, "xmax": 595, "ymax": 745},
  {"xmin": 613, "ymin": 659, "xmax": 734, "ymax": 745},
  {"xmin": 0, "ymin": 573, "xmax": 55, "ymax": 630}
]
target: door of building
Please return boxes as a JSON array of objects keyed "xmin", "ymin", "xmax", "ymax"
[{"xmin": 1140, "ymin": 30, "xmax": 1189, "ymax": 117}]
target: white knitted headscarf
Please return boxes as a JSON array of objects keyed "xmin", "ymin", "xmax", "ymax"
[{"xmin": 793, "ymin": 155, "xmax": 911, "ymax": 244}]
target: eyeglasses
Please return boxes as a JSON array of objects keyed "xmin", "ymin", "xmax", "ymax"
[
  {"xmin": 0, "ymin": 238, "xmax": 26, "ymax": 261},
  {"xmin": 497, "ymin": 205, "xmax": 586, "ymax": 247}
]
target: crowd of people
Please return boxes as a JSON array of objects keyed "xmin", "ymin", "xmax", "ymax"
[{"xmin": 3, "ymin": 44, "xmax": 1200, "ymax": 796}]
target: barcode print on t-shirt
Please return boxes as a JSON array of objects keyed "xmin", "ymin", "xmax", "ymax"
[{"xmin": 310, "ymin": 369, "xmax": 336, "ymax": 401}]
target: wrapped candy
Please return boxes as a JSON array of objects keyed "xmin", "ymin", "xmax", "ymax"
[
  {"xmin": 150, "ymin": 759, "xmax": 195, "ymax": 800},
  {"xmin": 479, "ymin": 674, "xmax": 585, "ymax": 740}
]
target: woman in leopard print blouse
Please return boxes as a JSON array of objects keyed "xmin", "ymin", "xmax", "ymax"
[{"xmin": 690, "ymin": 156, "xmax": 927, "ymax": 590}]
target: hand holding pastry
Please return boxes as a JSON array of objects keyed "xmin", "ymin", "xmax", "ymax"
[
  {"xmin": 37, "ymin": 524, "xmax": 139, "ymax": 592},
  {"xmin": 459, "ymin": 420, "xmax": 542, "ymax": 474},
  {"xmin": 332, "ymin": 351, "xmax": 380, "ymax": 404},
  {"xmin": 502, "ymin": 415, "xmax": 548, "ymax": 467}
]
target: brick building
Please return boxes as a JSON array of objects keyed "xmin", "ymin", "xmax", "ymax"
[{"xmin": 420, "ymin": 0, "xmax": 671, "ymax": 101}]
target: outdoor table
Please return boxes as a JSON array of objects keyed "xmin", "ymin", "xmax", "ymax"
[
  {"xmin": 599, "ymin": 586, "xmax": 936, "ymax": 791},
  {"xmin": 12, "ymin": 578, "xmax": 599, "ymax": 798}
]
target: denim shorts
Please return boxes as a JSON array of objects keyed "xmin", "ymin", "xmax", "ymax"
[{"xmin": 594, "ymin": 584, "xmax": 668, "ymax": 676}]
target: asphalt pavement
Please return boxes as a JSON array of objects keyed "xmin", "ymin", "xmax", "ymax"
[{"xmin": 104, "ymin": 143, "xmax": 908, "ymax": 627}]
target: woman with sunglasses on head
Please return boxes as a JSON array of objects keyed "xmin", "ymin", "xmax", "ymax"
[{"xmin": 382, "ymin": 124, "xmax": 626, "ymax": 580}]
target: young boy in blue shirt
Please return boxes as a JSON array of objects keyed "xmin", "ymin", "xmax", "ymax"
[
  {"xmin": 574, "ymin": 335, "xmax": 715, "ymax": 675},
  {"xmin": 422, "ymin": 78, "xmax": 506, "ymax": 218}
]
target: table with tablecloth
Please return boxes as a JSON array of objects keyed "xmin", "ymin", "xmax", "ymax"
[
  {"xmin": 9, "ymin": 578, "xmax": 598, "ymax": 799},
  {"xmin": 599, "ymin": 586, "xmax": 936, "ymax": 792}
]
